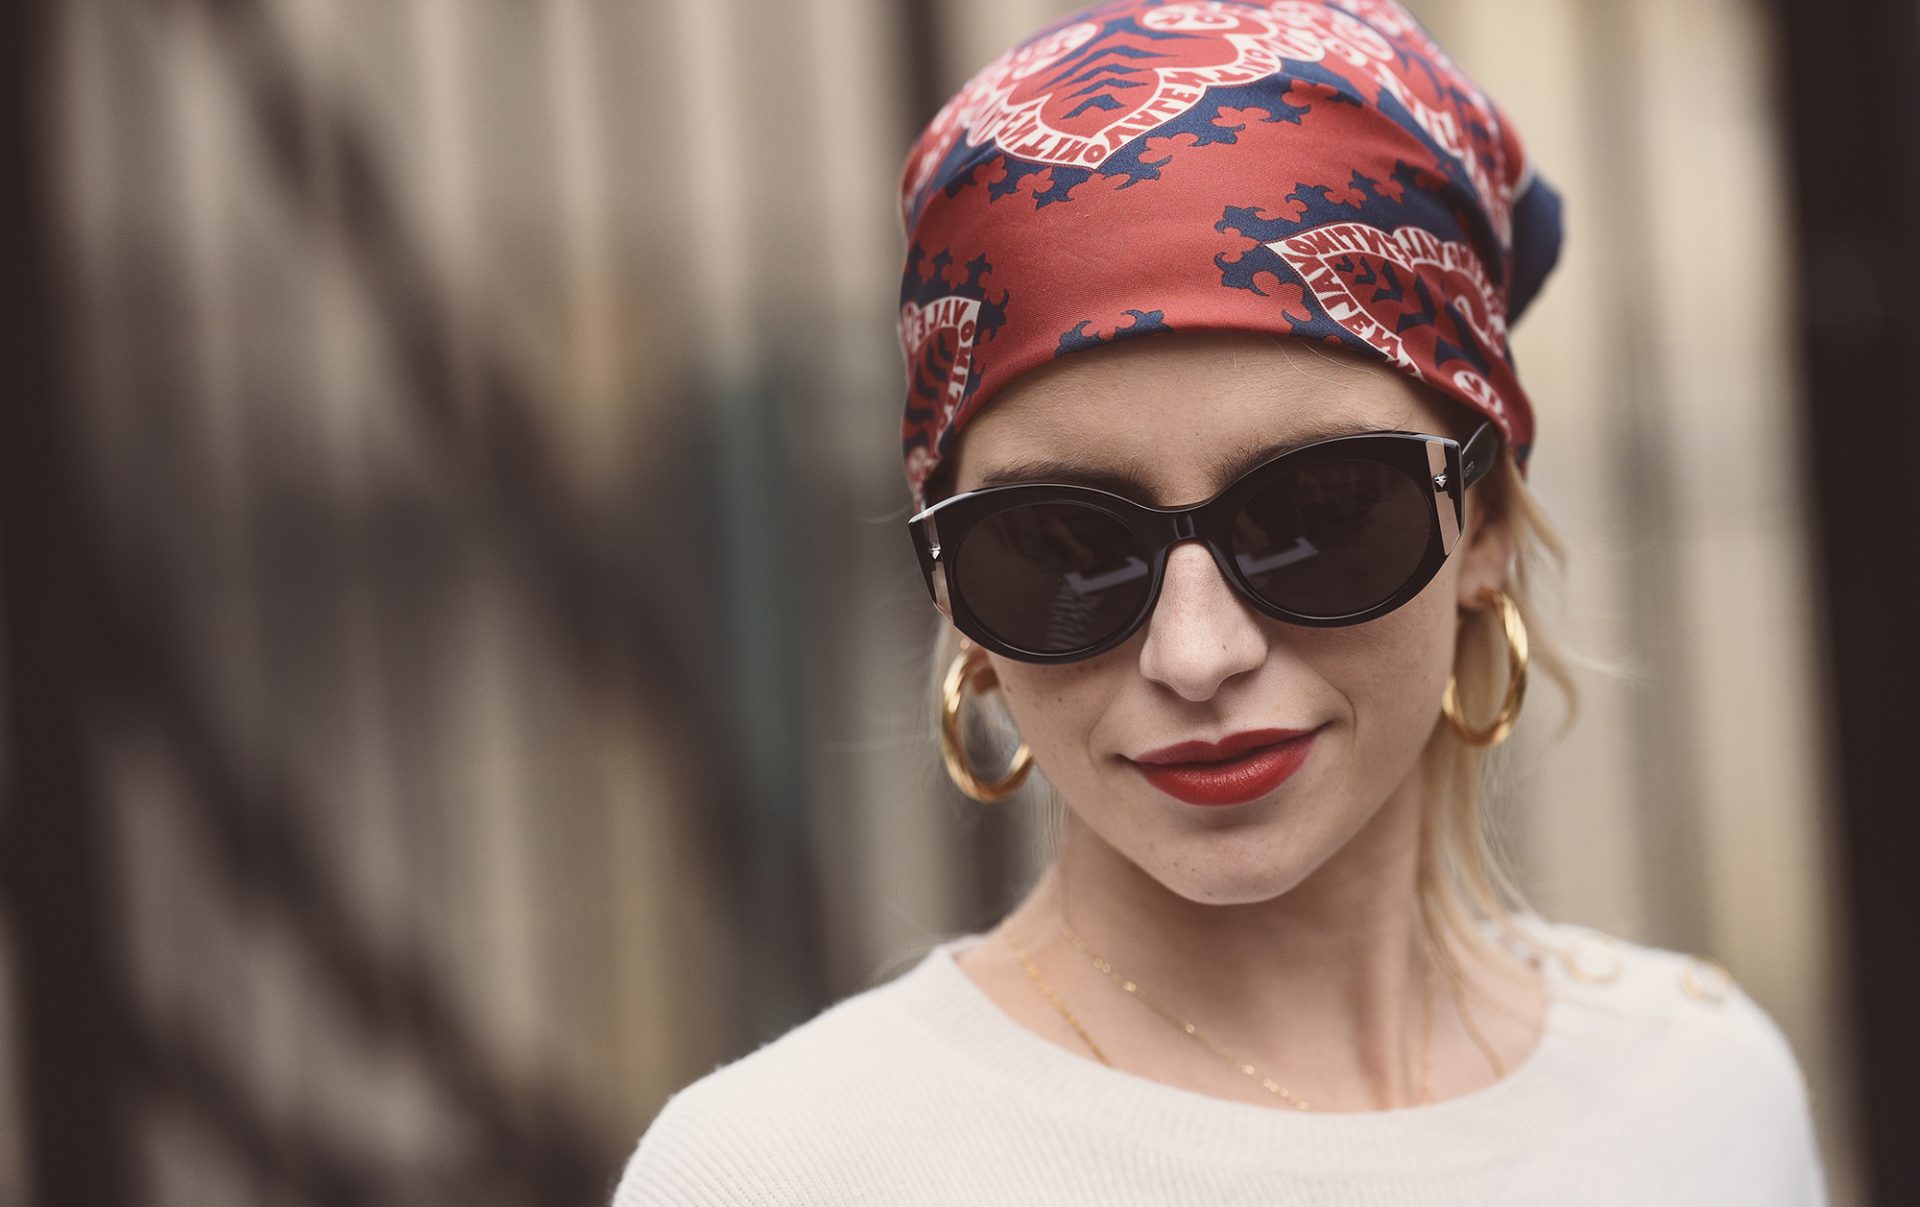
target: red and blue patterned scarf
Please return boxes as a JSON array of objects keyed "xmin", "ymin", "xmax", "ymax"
[{"xmin": 897, "ymin": 0, "xmax": 1564, "ymax": 512}]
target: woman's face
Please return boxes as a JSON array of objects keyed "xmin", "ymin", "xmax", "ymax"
[{"xmin": 943, "ymin": 330, "xmax": 1515, "ymax": 906}]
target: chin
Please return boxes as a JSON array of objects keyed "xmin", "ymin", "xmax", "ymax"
[{"xmin": 1140, "ymin": 831, "xmax": 1323, "ymax": 906}]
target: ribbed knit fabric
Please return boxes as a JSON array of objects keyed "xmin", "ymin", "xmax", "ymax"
[{"xmin": 613, "ymin": 915, "xmax": 1829, "ymax": 1205}]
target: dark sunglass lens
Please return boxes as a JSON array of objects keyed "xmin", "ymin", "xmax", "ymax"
[
  {"xmin": 1231, "ymin": 459, "xmax": 1431, "ymax": 617},
  {"xmin": 953, "ymin": 502, "xmax": 1149, "ymax": 655}
]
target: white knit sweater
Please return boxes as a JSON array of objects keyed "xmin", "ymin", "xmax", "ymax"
[{"xmin": 613, "ymin": 915, "xmax": 1829, "ymax": 1205}]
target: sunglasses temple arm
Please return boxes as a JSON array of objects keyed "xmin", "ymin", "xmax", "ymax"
[{"xmin": 1460, "ymin": 419, "xmax": 1499, "ymax": 490}]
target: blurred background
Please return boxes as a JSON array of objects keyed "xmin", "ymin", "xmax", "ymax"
[{"xmin": 1, "ymin": 0, "xmax": 1912, "ymax": 1203}]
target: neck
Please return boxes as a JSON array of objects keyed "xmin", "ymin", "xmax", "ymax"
[{"xmin": 1005, "ymin": 757, "xmax": 1473, "ymax": 1109}]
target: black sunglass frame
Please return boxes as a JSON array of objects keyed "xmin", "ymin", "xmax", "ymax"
[{"xmin": 907, "ymin": 418, "xmax": 1500, "ymax": 664}]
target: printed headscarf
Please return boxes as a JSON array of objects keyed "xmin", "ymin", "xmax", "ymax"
[{"xmin": 897, "ymin": 0, "xmax": 1564, "ymax": 513}]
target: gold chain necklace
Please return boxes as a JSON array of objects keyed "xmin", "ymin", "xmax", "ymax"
[{"xmin": 1004, "ymin": 911, "xmax": 1445, "ymax": 1112}]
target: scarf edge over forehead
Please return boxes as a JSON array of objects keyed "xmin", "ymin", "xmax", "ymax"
[{"xmin": 895, "ymin": 0, "xmax": 1564, "ymax": 514}]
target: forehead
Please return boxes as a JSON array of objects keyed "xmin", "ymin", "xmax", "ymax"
[{"xmin": 949, "ymin": 331, "xmax": 1457, "ymax": 506}]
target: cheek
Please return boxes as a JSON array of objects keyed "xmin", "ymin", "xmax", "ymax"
[
  {"xmin": 1320, "ymin": 576, "xmax": 1459, "ymax": 748},
  {"xmin": 991, "ymin": 661, "xmax": 1113, "ymax": 777},
  {"xmin": 1297, "ymin": 575, "xmax": 1459, "ymax": 752}
]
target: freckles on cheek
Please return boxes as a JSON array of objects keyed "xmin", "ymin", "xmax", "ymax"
[
  {"xmin": 1317, "ymin": 612, "xmax": 1450, "ymax": 736},
  {"xmin": 997, "ymin": 668, "xmax": 1108, "ymax": 770}
]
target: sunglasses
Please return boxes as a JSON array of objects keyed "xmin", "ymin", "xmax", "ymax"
[{"xmin": 908, "ymin": 419, "xmax": 1499, "ymax": 664}]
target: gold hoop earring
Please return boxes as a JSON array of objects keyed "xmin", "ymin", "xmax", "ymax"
[
  {"xmin": 1442, "ymin": 586, "xmax": 1529, "ymax": 747},
  {"xmin": 940, "ymin": 644, "xmax": 1033, "ymax": 802}
]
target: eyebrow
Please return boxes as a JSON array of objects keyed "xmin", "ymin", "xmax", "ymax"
[{"xmin": 970, "ymin": 418, "xmax": 1406, "ymax": 504}]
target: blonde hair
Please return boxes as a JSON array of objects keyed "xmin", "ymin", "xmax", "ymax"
[{"xmin": 922, "ymin": 429, "xmax": 1624, "ymax": 1027}]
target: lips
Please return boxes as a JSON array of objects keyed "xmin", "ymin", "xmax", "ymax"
[
  {"xmin": 1128, "ymin": 726, "xmax": 1324, "ymax": 807},
  {"xmin": 1131, "ymin": 727, "xmax": 1318, "ymax": 766}
]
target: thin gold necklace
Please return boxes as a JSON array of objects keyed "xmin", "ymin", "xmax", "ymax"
[{"xmin": 1004, "ymin": 910, "xmax": 1443, "ymax": 1112}]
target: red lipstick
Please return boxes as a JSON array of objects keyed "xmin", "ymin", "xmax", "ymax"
[{"xmin": 1128, "ymin": 726, "xmax": 1323, "ymax": 807}]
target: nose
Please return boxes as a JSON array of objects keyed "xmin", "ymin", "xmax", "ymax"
[{"xmin": 1136, "ymin": 538, "xmax": 1267, "ymax": 701}]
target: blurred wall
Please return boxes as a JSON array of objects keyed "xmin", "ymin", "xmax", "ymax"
[{"xmin": 0, "ymin": 0, "xmax": 1861, "ymax": 1204}]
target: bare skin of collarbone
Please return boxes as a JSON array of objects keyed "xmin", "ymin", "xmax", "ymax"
[{"xmin": 954, "ymin": 876, "xmax": 1549, "ymax": 1113}]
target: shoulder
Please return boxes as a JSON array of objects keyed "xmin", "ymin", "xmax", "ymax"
[
  {"xmin": 1529, "ymin": 917, "xmax": 1827, "ymax": 1195},
  {"xmin": 610, "ymin": 944, "xmax": 955, "ymax": 1206},
  {"xmin": 1534, "ymin": 917, "xmax": 1809, "ymax": 1090}
]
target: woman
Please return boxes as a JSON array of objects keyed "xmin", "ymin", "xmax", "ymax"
[{"xmin": 617, "ymin": 1, "xmax": 1828, "ymax": 1202}]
